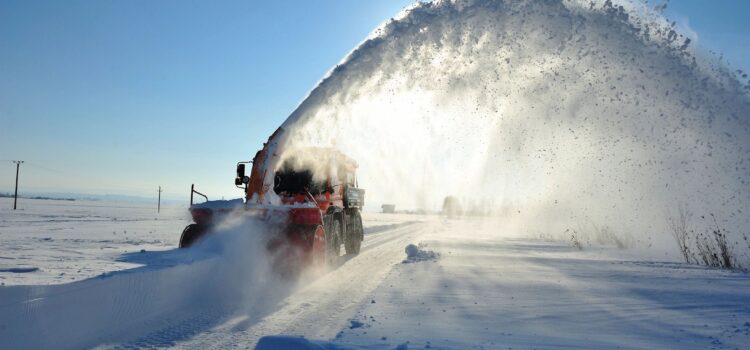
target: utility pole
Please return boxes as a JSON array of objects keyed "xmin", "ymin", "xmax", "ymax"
[
  {"xmin": 12, "ymin": 161, "xmax": 23, "ymax": 210},
  {"xmin": 158, "ymin": 186, "xmax": 162, "ymax": 214}
]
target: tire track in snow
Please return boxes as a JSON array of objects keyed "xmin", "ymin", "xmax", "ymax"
[
  {"xmin": 0, "ymin": 218, "xmax": 429, "ymax": 349},
  {"xmin": 171, "ymin": 220, "xmax": 432, "ymax": 349}
]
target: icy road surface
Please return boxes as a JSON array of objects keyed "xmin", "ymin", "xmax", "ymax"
[{"xmin": 1, "ymin": 198, "xmax": 749, "ymax": 349}]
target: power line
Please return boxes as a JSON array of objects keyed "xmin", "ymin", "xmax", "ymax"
[{"xmin": 22, "ymin": 161, "xmax": 58, "ymax": 173}]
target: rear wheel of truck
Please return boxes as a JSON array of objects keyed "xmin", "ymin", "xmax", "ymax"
[
  {"xmin": 311, "ymin": 225, "xmax": 326, "ymax": 268},
  {"xmin": 179, "ymin": 224, "xmax": 207, "ymax": 248},
  {"xmin": 345, "ymin": 211, "xmax": 363, "ymax": 255},
  {"xmin": 326, "ymin": 218, "xmax": 342, "ymax": 265}
]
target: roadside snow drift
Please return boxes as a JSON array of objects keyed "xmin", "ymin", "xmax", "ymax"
[{"xmin": 0, "ymin": 216, "xmax": 293, "ymax": 349}]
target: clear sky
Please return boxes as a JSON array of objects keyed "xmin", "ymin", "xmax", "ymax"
[
  {"xmin": 1, "ymin": 0, "xmax": 748, "ymax": 201},
  {"xmin": 662, "ymin": 0, "xmax": 750, "ymax": 73}
]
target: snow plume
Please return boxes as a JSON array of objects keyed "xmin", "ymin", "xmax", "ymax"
[
  {"xmin": 271, "ymin": 0, "xmax": 750, "ymax": 252},
  {"xmin": 195, "ymin": 213, "xmax": 296, "ymax": 312}
]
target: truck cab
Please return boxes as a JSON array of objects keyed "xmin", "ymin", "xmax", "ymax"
[
  {"xmin": 181, "ymin": 146, "xmax": 364, "ymax": 270},
  {"xmin": 260, "ymin": 148, "xmax": 365, "ymax": 257}
]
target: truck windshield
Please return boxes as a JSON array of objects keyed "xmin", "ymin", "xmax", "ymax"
[{"xmin": 273, "ymin": 168, "xmax": 325, "ymax": 195}]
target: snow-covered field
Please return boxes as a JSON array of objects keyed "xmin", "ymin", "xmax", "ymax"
[
  {"xmin": 1, "ymin": 198, "xmax": 749, "ymax": 349},
  {"xmin": 0, "ymin": 197, "xmax": 189, "ymax": 285}
]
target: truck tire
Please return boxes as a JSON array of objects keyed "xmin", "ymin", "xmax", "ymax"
[
  {"xmin": 179, "ymin": 224, "xmax": 207, "ymax": 248},
  {"xmin": 345, "ymin": 211, "xmax": 363, "ymax": 255},
  {"xmin": 326, "ymin": 218, "xmax": 342, "ymax": 265}
]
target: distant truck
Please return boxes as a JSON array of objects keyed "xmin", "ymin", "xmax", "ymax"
[
  {"xmin": 381, "ymin": 204, "xmax": 396, "ymax": 213},
  {"xmin": 179, "ymin": 128, "xmax": 365, "ymax": 273},
  {"xmin": 441, "ymin": 196, "xmax": 462, "ymax": 219}
]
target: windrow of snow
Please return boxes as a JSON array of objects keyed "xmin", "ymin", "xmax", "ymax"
[{"xmin": 0, "ymin": 216, "xmax": 296, "ymax": 349}]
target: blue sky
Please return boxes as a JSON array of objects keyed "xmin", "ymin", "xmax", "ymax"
[
  {"xmin": 663, "ymin": 0, "xmax": 750, "ymax": 73},
  {"xmin": 1, "ymin": 0, "xmax": 748, "ymax": 201},
  {"xmin": 0, "ymin": 0, "xmax": 414, "ymax": 199}
]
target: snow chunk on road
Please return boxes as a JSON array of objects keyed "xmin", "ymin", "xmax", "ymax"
[
  {"xmin": 349, "ymin": 319, "xmax": 366, "ymax": 329},
  {"xmin": 403, "ymin": 243, "xmax": 439, "ymax": 263}
]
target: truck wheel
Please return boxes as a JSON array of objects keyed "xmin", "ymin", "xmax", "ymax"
[
  {"xmin": 345, "ymin": 211, "xmax": 363, "ymax": 255},
  {"xmin": 326, "ymin": 219, "xmax": 342, "ymax": 265},
  {"xmin": 179, "ymin": 224, "xmax": 206, "ymax": 248},
  {"xmin": 311, "ymin": 225, "xmax": 326, "ymax": 268}
]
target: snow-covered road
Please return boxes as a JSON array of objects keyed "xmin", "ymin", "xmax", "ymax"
[
  {"xmin": 2, "ymin": 200, "xmax": 749, "ymax": 349},
  {"xmin": 333, "ymin": 220, "xmax": 750, "ymax": 349},
  {"xmin": 169, "ymin": 220, "xmax": 428, "ymax": 349},
  {"xmin": 0, "ymin": 200, "xmax": 433, "ymax": 349}
]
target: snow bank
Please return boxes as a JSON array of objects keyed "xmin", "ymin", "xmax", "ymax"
[
  {"xmin": 255, "ymin": 336, "xmax": 410, "ymax": 350},
  {"xmin": 0, "ymin": 215, "xmax": 295, "ymax": 349},
  {"xmin": 255, "ymin": 335, "xmax": 348, "ymax": 350}
]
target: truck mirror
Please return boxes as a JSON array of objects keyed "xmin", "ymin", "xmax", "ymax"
[
  {"xmin": 235, "ymin": 177, "xmax": 242, "ymax": 186},
  {"xmin": 237, "ymin": 164, "xmax": 246, "ymax": 178}
]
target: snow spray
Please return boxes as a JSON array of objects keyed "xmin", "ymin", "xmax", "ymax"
[
  {"xmin": 0, "ymin": 214, "xmax": 293, "ymax": 349},
  {"xmin": 274, "ymin": 0, "xmax": 750, "ymax": 251}
]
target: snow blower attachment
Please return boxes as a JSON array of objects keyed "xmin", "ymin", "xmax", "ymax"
[{"xmin": 178, "ymin": 134, "xmax": 365, "ymax": 273}]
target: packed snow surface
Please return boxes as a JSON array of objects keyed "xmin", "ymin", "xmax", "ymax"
[{"xmin": 1, "ymin": 199, "xmax": 750, "ymax": 349}]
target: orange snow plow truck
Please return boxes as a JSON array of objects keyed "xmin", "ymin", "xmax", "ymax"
[{"xmin": 178, "ymin": 128, "xmax": 365, "ymax": 272}]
